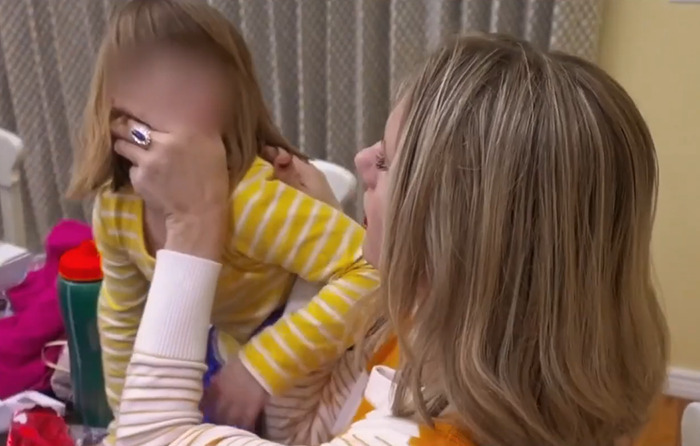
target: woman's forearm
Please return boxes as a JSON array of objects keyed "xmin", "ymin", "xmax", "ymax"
[
  {"xmin": 120, "ymin": 349, "xmax": 395, "ymax": 446},
  {"xmin": 164, "ymin": 211, "xmax": 228, "ymax": 262},
  {"xmin": 130, "ymin": 250, "xmax": 220, "ymax": 361},
  {"xmin": 116, "ymin": 249, "xmax": 220, "ymax": 444}
]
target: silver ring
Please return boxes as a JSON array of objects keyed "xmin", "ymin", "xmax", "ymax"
[{"xmin": 130, "ymin": 124, "xmax": 152, "ymax": 147}]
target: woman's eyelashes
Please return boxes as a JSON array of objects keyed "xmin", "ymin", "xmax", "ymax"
[{"xmin": 375, "ymin": 153, "xmax": 388, "ymax": 171}]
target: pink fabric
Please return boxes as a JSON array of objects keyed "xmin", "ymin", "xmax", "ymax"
[{"xmin": 0, "ymin": 219, "xmax": 92, "ymax": 399}]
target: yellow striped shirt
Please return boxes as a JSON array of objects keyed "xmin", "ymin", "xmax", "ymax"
[{"xmin": 94, "ymin": 157, "xmax": 379, "ymax": 442}]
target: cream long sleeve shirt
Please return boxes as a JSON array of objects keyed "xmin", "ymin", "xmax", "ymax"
[{"xmin": 116, "ymin": 250, "xmax": 459, "ymax": 446}]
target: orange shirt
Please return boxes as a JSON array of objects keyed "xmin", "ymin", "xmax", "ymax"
[{"xmin": 352, "ymin": 337, "xmax": 475, "ymax": 446}]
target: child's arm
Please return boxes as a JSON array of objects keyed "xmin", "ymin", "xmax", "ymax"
[
  {"xmin": 232, "ymin": 174, "xmax": 379, "ymax": 396},
  {"xmin": 92, "ymin": 193, "xmax": 150, "ymax": 435}
]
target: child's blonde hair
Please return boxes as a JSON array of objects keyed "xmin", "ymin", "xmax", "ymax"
[
  {"xmin": 371, "ymin": 34, "xmax": 668, "ymax": 445},
  {"xmin": 68, "ymin": 0, "xmax": 302, "ymax": 197}
]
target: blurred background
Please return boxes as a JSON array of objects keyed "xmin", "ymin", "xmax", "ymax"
[
  {"xmin": 0, "ymin": 0, "xmax": 601, "ymax": 245},
  {"xmin": 1, "ymin": 1, "xmax": 699, "ymax": 443}
]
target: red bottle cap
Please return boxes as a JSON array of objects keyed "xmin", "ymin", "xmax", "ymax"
[{"xmin": 58, "ymin": 240, "xmax": 103, "ymax": 282}]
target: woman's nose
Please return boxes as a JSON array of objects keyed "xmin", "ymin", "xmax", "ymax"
[{"xmin": 355, "ymin": 143, "xmax": 379, "ymax": 188}]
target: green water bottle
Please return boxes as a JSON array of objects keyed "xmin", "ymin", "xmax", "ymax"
[{"xmin": 58, "ymin": 240, "xmax": 113, "ymax": 428}]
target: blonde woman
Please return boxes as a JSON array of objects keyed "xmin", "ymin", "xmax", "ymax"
[{"xmin": 113, "ymin": 34, "xmax": 668, "ymax": 446}]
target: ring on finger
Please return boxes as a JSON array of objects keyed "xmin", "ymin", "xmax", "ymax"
[{"xmin": 130, "ymin": 123, "xmax": 152, "ymax": 148}]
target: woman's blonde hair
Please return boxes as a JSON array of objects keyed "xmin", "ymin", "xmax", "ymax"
[
  {"xmin": 68, "ymin": 0, "xmax": 301, "ymax": 197},
  {"xmin": 375, "ymin": 34, "xmax": 668, "ymax": 445}
]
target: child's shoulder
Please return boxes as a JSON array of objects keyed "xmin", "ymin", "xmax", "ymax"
[
  {"xmin": 234, "ymin": 156, "xmax": 274, "ymax": 191},
  {"xmin": 95, "ymin": 183, "xmax": 140, "ymax": 207},
  {"xmin": 93, "ymin": 183, "xmax": 141, "ymax": 227},
  {"xmin": 229, "ymin": 156, "xmax": 317, "ymax": 232},
  {"xmin": 231, "ymin": 156, "xmax": 295, "ymax": 203}
]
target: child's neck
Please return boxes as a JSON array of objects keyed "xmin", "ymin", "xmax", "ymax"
[{"xmin": 143, "ymin": 204, "xmax": 167, "ymax": 256}]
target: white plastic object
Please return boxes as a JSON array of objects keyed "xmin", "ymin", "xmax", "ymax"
[
  {"xmin": 310, "ymin": 159, "xmax": 357, "ymax": 206},
  {"xmin": 0, "ymin": 128, "xmax": 26, "ymax": 247},
  {"xmin": 682, "ymin": 402, "xmax": 700, "ymax": 446},
  {"xmin": 0, "ymin": 390, "xmax": 65, "ymax": 433},
  {"xmin": 0, "ymin": 243, "xmax": 31, "ymax": 289}
]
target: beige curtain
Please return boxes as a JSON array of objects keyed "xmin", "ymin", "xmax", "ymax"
[{"xmin": 0, "ymin": 0, "xmax": 602, "ymax": 249}]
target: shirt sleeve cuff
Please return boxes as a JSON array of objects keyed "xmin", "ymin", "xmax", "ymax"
[{"xmin": 134, "ymin": 249, "xmax": 222, "ymax": 362}]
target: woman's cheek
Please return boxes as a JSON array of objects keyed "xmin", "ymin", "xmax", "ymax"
[
  {"xmin": 362, "ymin": 209, "xmax": 382, "ymax": 266},
  {"xmin": 363, "ymin": 184, "xmax": 386, "ymax": 265}
]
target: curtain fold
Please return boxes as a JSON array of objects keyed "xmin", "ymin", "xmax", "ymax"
[{"xmin": 0, "ymin": 0, "xmax": 602, "ymax": 248}]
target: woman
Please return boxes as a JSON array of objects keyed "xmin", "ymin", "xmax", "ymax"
[{"xmin": 113, "ymin": 34, "xmax": 668, "ymax": 446}]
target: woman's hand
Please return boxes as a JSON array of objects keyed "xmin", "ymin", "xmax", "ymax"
[
  {"xmin": 111, "ymin": 117, "xmax": 229, "ymax": 260},
  {"xmin": 261, "ymin": 146, "xmax": 341, "ymax": 210}
]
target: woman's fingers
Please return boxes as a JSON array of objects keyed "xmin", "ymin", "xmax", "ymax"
[
  {"xmin": 113, "ymin": 139, "xmax": 147, "ymax": 166},
  {"xmin": 110, "ymin": 116, "xmax": 137, "ymax": 142},
  {"xmin": 111, "ymin": 116, "xmax": 165, "ymax": 146}
]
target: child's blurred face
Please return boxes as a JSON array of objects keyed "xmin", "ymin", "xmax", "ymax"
[{"xmin": 109, "ymin": 46, "xmax": 230, "ymax": 133}]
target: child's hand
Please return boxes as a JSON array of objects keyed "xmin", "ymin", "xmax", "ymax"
[
  {"xmin": 201, "ymin": 357, "xmax": 268, "ymax": 431},
  {"xmin": 263, "ymin": 146, "xmax": 342, "ymax": 210}
]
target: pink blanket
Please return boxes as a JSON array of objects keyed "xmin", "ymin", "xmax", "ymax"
[{"xmin": 0, "ymin": 219, "xmax": 92, "ymax": 398}]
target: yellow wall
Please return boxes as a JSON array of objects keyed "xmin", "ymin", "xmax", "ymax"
[{"xmin": 599, "ymin": 0, "xmax": 700, "ymax": 370}]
